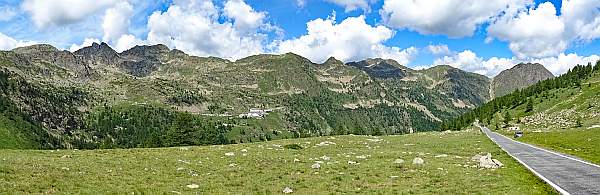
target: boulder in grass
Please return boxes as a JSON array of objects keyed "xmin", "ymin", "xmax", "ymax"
[
  {"xmin": 311, "ymin": 163, "xmax": 321, "ymax": 169},
  {"xmin": 283, "ymin": 187, "xmax": 293, "ymax": 194},
  {"xmin": 412, "ymin": 157, "xmax": 424, "ymax": 165},
  {"xmin": 393, "ymin": 159, "xmax": 405, "ymax": 164},
  {"xmin": 186, "ymin": 184, "xmax": 199, "ymax": 189}
]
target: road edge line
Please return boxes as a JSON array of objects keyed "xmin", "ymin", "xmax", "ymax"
[
  {"xmin": 503, "ymin": 135, "xmax": 600, "ymax": 169},
  {"xmin": 478, "ymin": 125, "xmax": 570, "ymax": 195}
]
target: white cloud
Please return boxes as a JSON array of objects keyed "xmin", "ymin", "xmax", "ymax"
[
  {"xmin": 102, "ymin": 2, "xmax": 134, "ymax": 43},
  {"xmin": 114, "ymin": 34, "xmax": 145, "ymax": 52},
  {"xmin": 434, "ymin": 50, "xmax": 515, "ymax": 77},
  {"xmin": 21, "ymin": 0, "xmax": 119, "ymax": 29},
  {"xmin": 427, "ymin": 44, "xmax": 451, "ymax": 55},
  {"xmin": 380, "ymin": 0, "xmax": 531, "ymax": 38},
  {"xmin": 146, "ymin": 0, "xmax": 270, "ymax": 60},
  {"xmin": 487, "ymin": 0, "xmax": 600, "ymax": 59},
  {"xmin": 277, "ymin": 15, "xmax": 417, "ymax": 64},
  {"xmin": 561, "ymin": 0, "xmax": 600, "ymax": 42},
  {"xmin": 325, "ymin": 0, "xmax": 371, "ymax": 12},
  {"xmin": 69, "ymin": 38, "xmax": 100, "ymax": 52},
  {"xmin": 487, "ymin": 2, "xmax": 566, "ymax": 59},
  {"xmin": 0, "ymin": 6, "xmax": 18, "ymax": 21},
  {"xmin": 0, "ymin": 32, "xmax": 37, "ymax": 51},
  {"xmin": 532, "ymin": 53, "xmax": 600, "ymax": 75},
  {"xmin": 224, "ymin": 0, "xmax": 266, "ymax": 33}
]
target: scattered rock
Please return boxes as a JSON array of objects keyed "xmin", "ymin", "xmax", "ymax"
[
  {"xmin": 61, "ymin": 155, "xmax": 72, "ymax": 159},
  {"xmin": 283, "ymin": 187, "xmax": 293, "ymax": 194},
  {"xmin": 434, "ymin": 154, "xmax": 448, "ymax": 158},
  {"xmin": 311, "ymin": 163, "xmax": 321, "ymax": 169},
  {"xmin": 478, "ymin": 153, "xmax": 503, "ymax": 169},
  {"xmin": 224, "ymin": 152, "xmax": 235, "ymax": 156},
  {"xmin": 179, "ymin": 147, "xmax": 189, "ymax": 151},
  {"xmin": 316, "ymin": 141, "xmax": 336, "ymax": 147},
  {"xmin": 294, "ymin": 158, "xmax": 300, "ymax": 163},
  {"xmin": 412, "ymin": 157, "xmax": 424, "ymax": 165},
  {"xmin": 348, "ymin": 161, "xmax": 358, "ymax": 165},
  {"xmin": 393, "ymin": 159, "xmax": 405, "ymax": 164},
  {"xmin": 241, "ymin": 149, "xmax": 248, "ymax": 152},
  {"xmin": 356, "ymin": 155, "xmax": 367, "ymax": 159},
  {"xmin": 186, "ymin": 184, "xmax": 199, "ymax": 189},
  {"xmin": 320, "ymin": 156, "xmax": 331, "ymax": 161}
]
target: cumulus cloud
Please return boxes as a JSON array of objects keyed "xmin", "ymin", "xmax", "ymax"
[
  {"xmin": 487, "ymin": 0, "xmax": 600, "ymax": 59},
  {"xmin": 0, "ymin": 32, "xmax": 36, "ymax": 50},
  {"xmin": 102, "ymin": 2, "xmax": 134, "ymax": 43},
  {"xmin": 224, "ymin": 0, "xmax": 266, "ymax": 33},
  {"xmin": 277, "ymin": 15, "xmax": 417, "ymax": 64},
  {"xmin": 434, "ymin": 50, "xmax": 515, "ymax": 77},
  {"xmin": 487, "ymin": 2, "xmax": 566, "ymax": 59},
  {"xmin": 380, "ymin": 0, "xmax": 531, "ymax": 38},
  {"xmin": 532, "ymin": 53, "xmax": 600, "ymax": 76},
  {"xmin": 21, "ymin": 0, "xmax": 118, "ymax": 29},
  {"xmin": 325, "ymin": 0, "xmax": 371, "ymax": 12},
  {"xmin": 146, "ymin": 0, "xmax": 271, "ymax": 60}
]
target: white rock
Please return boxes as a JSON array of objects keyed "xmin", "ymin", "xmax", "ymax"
[
  {"xmin": 412, "ymin": 157, "xmax": 424, "ymax": 165},
  {"xmin": 294, "ymin": 158, "xmax": 300, "ymax": 162},
  {"xmin": 320, "ymin": 156, "xmax": 331, "ymax": 161},
  {"xmin": 241, "ymin": 149, "xmax": 248, "ymax": 152},
  {"xmin": 478, "ymin": 153, "xmax": 503, "ymax": 169},
  {"xmin": 186, "ymin": 184, "xmax": 199, "ymax": 189},
  {"xmin": 283, "ymin": 187, "xmax": 293, "ymax": 194},
  {"xmin": 347, "ymin": 161, "xmax": 357, "ymax": 165},
  {"xmin": 434, "ymin": 154, "xmax": 448, "ymax": 158},
  {"xmin": 311, "ymin": 163, "xmax": 321, "ymax": 169},
  {"xmin": 356, "ymin": 155, "xmax": 367, "ymax": 159},
  {"xmin": 225, "ymin": 152, "xmax": 235, "ymax": 156},
  {"xmin": 393, "ymin": 159, "xmax": 405, "ymax": 164}
]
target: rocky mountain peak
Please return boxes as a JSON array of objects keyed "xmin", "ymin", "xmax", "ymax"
[
  {"xmin": 74, "ymin": 42, "xmax": 118, "ymax": 58},
  {"xmin": 492, "ymin": 63, "xmax": 555, "ymax": 97},
  {"xmin": 322, "ymin": 57, "xmax": 343, "ymax": 65}
]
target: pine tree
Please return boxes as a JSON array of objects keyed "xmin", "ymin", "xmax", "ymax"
[
  {"xmin": 503, "ymin": 111, "xmax": 511, "ymax": 126},
  {"xmin": 525, "ymin": 98, "xmax": 534, "ymax": 113}
]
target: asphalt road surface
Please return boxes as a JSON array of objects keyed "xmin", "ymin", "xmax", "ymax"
[{"xmin": 477, "ymin": 124, "xmax": 600, "ymax": 195}]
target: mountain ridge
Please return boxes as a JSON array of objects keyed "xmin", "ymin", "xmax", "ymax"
[{"xmin": 0, "ymin": 42, "xmax": 553, "ymax": 149}]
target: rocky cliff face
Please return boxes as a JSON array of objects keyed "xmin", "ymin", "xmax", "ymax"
[{"xmin": 492, "ymin": 63, "xmax": 555, "ymax": 97}]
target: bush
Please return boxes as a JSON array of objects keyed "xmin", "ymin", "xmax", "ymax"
[{"xmin": 283, "ymin": 143, "xmax": 303, "ymax": 150}]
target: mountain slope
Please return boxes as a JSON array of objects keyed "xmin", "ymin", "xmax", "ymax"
[
  {"xmin": 492, "ymin": 63, "xmax": 554, "ymax": 97},
  {"xmin": 0, "ymin": 43, "xmax": 493, "ymax": 149},
  {"xmin": 445, "ymin": 61, "xmax": 600, "ymax": 131}
]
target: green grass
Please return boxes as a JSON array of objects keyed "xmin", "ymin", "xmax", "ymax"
[{"xmin": 0, "ymin": 129, "xmax": 555, "ymax": 194}]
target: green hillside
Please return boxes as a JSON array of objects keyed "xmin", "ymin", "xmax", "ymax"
[
  {"xmin": 0, "ymin": 43, "xmax": 492, "ymax": 149},
  {"xmin": 445, "ymin": 61, "xmax": 600, "ymax": 164}
]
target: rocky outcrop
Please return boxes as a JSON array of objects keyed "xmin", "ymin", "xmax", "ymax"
[{"xmin": 492, "ymin": 63, "xmax": 554, "ymax": 97}]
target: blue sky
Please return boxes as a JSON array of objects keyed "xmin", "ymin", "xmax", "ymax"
[{"xmin": 1, "ymin": 0, "xmax": 600, "ymax": 76}]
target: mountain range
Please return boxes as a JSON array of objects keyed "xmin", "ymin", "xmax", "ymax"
[{"xmin": 0, "ymin": 43, "xmax": 553, "ymax": 149}]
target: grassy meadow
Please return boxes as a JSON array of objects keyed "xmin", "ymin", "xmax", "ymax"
[{"xmin": 0, "ymin": 129, "xmax": 555, "ymax": 194}]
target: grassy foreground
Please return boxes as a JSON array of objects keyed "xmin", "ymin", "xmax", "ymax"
[{"xmin": 0, "ymin": 129, "xmax": 554, "ymax": 194}]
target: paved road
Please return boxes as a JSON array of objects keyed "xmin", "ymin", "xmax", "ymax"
[{"xmin": 477, "ymin": 124, "xmax": 600, "ymax": 195}]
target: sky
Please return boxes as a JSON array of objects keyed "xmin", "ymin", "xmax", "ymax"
[{"xmin": 1, "ymin": 0, "xmax": 600, "ymax": 77}]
